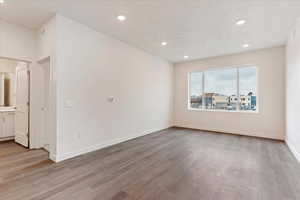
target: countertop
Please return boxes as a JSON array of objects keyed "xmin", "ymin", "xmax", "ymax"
[{"xmin": 0, "ymin": 107, "xmax": 16, "ymax": 112}]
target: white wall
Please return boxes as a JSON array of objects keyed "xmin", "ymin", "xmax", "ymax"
[
  {"xmin": 174, "ymin": 46, "xmax": 285, "ymax": 140},
  {"xmin": 0, "ymin": 59, "xmax": 17, "ymax": 73},
  {"xmin": 37, "ymin": 17, "xmax": 57, "ymax": 61},
  {"xmin": 286, "ymin": 20, "xmax": 300, "ymax": 162},
  {"xmin": 53, "ymin": 15, "xmax": 173, "ymax": 161},
  {"xmin": 0, "ymin": 20, "xmax": 36, "ymax": 61}
]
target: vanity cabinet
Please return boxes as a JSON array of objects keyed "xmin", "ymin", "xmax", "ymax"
[{"xmin": 0, "ymin": 111, "xmax": 15, "ymax": 139}]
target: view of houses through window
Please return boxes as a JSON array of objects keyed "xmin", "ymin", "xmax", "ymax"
[{"xmin": 189, "ymin": 66, "xmax": 257, "ymax": 112}]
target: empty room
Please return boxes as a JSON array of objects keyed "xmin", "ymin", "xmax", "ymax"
[{"xmin": 0, "ymin": 0, "xmax": 300, "ymax": 199}]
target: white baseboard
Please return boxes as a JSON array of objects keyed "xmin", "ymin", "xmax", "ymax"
[
  {"xmin": 49, "ymin": 153, "xmax": 57, "ymax": 162},
  {"xmin": 286, "ymin": 139, "xmax": 300, "ymax": 163},
  {"xmin": 0, "ymin": 136, "xmax": 14, "ymax": 142},
  {"xmin": 173, "ymin": 125, "xmax": 284, "ymax": 140},
  {"xmin": 54, "ymin": 127, "xmax": 171, "ymax": 162}
]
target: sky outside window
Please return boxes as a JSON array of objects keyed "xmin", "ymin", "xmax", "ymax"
[{"xmin": 204, "ymin": 68, "xmax": 237, "ymax": 96}]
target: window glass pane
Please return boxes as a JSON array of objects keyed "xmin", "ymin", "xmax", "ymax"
[
  {"xmin": 189, "ymin": 72, "xmax": 203, "ymax": 109},
  {"xmin": 204, "ymin": 68, "xmax": 237, "ymax": 110},
  {"xmin": 239, "ymin": 67, "xmax": 257, "ymax": 111}
]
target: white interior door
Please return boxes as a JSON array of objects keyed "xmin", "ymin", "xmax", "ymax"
[{"xmin": 15, "ymin": 63, "xmax": 29, "ymax": 147}]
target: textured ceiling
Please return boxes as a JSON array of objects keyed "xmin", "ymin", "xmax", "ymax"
[{"xmin": 0, "ymin": 0, "xmax": 300, "ymax": 62}]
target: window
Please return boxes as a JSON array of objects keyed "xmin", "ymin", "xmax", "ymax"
[
  {"xmin": 189, "ymin": 66, "xmax": 258, "ymax": 112},
  {"xmin": 189, "ymin": 72, "xmax": 203, "ymax": 109},
  {"xmin": 204, "ymin": 68, "xmax": 237, "ymax": 111},
  {"xmin": 239, "ymin": 66, "xmax": 257, "ymax": 111}
]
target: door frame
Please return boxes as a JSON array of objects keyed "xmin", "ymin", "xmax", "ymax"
[
  {"xmin": 0, "ymin": 57, "xmax": 31, "ymax": 147},
  {"xmin": 28, "ymin": 66, "xmax": 31, "ymax": 148},
  {"xmin": 37, "ymin": 56, "xmax": 55, "ymax": 159},
  {"xmin": 38, "ymin": 57, "xmax": 51, "ymax": 152}
]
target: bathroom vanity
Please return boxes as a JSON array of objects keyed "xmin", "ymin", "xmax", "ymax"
[
  {"xmin": 0, "ymin": 71, "xmax": 16, "ymax": 141},
  {"xmin": 0, "ymin": 108, "xmax": 15, "ymax": 141}
]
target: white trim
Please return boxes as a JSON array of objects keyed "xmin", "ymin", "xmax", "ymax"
[
  {"xmin": 286, "ymin": 139, "xmax": 300, "ymax": 163},
  {"xmin": 236, "ymin": 68, "xmax": 239, "ymax": 111},
  {"xmin": 49, "ymin": 153, "xmax": 57, "ymax": 162},
  {"xmin": 174, "ymin": 125, "xmax": 284, "ymax": 140},
  {"xmin": 53, "ymin": 127, "xmax": 171, "ymax": 163},
  {"xmin": 0, "ymin": 56, "xmax": 32, "ymax": 64},
  {"xmin": 188, "ymin": 108, "xmax": 259, "ymax": 114},
  {"xmin": 0, "ymin": 136, "xmax": 14, "ymax": 142},
  {"xmin": 37, "ymin": 56, "xmax": 50, "ymax": 64}
]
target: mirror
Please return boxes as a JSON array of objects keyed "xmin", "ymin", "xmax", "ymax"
[
  {"xmin": 0, "ymin": 72, "xmax": 16, "ymax": 107},
  {"xmin": 0, "ymin": 58, "xmax": 18, "ymax": 108}
]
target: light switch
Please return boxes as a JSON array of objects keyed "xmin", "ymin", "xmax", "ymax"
[{"xmin": 64, "ymin": 100, "xmax": 73, "ymax": 108}]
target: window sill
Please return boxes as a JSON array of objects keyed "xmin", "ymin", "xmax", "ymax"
[{"xmin": 188, "ymin": 108, "xmax": 259, "ymax": 114}]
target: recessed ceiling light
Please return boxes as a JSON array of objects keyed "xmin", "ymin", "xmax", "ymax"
[
  {"xmin": 161, "ymin": 42, "xmax": 167, "ymax": 46},
  {"xmin": 243, "ymin": 44, "xmax": 250, "ymax": 48},
  {"xmin": 236, "ymin": 19, "xmax": 246, "ymax": 26},
  {"xmin": 0, "ymin": 0, "xmax": 4, "ymax": 4},
  {"xmin": 117, "ymin": 15, "xmax": 126, "ymax": 21},
  {"xmin": 184, "ymin": 55, "xmax": 189, "ymax": 59}
]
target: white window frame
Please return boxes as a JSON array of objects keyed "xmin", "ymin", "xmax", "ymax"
[{"xmin": 188, "ymin": 65, "xmax": 259, "ymax": 113}]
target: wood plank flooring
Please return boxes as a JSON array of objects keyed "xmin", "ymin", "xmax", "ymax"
[{"xmin": 0, "ymin": 128, "xmax": 300, "ymax": 200}]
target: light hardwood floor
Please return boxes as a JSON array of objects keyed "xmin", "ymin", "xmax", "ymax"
[{"xmin": 0, "ymin": 128, "xmax": 300, "ymax": 200}]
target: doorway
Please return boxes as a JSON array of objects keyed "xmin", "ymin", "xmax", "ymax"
[
  {"xmin": 0, "ymin": 58, "xmax": 30, "ymax": 148},
  {"xmin": 40, "ymin": 58, "xmax": 51, "ymax": 152},
  {"xmin": 0, "ymin": 56, "xmax": 54, "ymax": 161}
]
